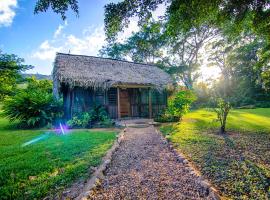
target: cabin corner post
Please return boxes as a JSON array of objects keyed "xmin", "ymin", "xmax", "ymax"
[
  {"xmin": 149, "ymin": 88, "xmax": 152, "ymax": 119},
  {"xmin": 117, "ymin": 87, "xmax": 121, "ymax": 119}
]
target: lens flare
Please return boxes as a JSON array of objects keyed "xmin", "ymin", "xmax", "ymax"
[
  {"xmin": 22, "ymin": 123, "xmax": 70, "ymax": 147},
  {"xmin": 55, "ymin": 123, "xmax": 69, "ymax": 135},
  {"xmin": 21, "ymin": 133, "xmax": 50, "ymax": 147},
  {"xmin": 60, "ymin": 123, "xmax": 65, "ymax": 135}
]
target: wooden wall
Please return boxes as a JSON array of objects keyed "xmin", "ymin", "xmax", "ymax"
[{"xmin": 62, "ymin": 86, "xmax": 167, "ymax": 119}]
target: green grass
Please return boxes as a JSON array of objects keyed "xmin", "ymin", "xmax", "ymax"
[
  {"xmin": 0, "ymin": 116, "xmax": 116, "ymax": 199},
  {"xmin": 160, "ymin": 108, "xmax": 270, "ymax": 199}
]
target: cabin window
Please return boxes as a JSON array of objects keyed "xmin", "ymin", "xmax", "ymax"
[
  {"xmin": 108, "ymin": 88, "xmax": 117, "ymax": 105},
  {"xmin": 140, "ymin": 89, "xmax": 149, "ymax": 117},
  {"xmin": 94, "ymin": 89, "xmax": 104, "ymax": 106},
  {"xmin": 152, "ymin": 90, "xmax": 166, "ymax": 105},
  {"xmin": 72, "ymin": 87, "xmax": 84, "ymax": 114}
]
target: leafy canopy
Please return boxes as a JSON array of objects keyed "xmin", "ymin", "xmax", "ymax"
[
  {"xmin": 2, "ymin": 78, "xmax": 62, "ymax": 128},
  {"xmin": 0, "ymin": 51, "xmax": 32, "ymax": 99},
  {"xmin": 167, "ymin": 89, "xmax": 197, "ymax": 119},
  {"xmin": 100, "ymin": 22, "xmax": 166, "ymax": 64},
  {"xmin": 34, "ymin": 0, "xmax": 79, "ymax": 20}
]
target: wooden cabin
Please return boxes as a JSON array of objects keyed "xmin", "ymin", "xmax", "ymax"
[{"xmin": 53, "ymin": 53, "xmax": 173, "ymax": 119}]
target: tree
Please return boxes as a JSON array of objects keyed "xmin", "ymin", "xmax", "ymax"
[
  {"xmin": 207, "ymin": 37, "xmax": 235, "ymax": 98},
  {"xmin": 168, "ymin": 89, "xmax": 197, "ymax": 119},
  {"xmin": 34, "ymin": 0, "xmax": 79, "ymax": 20},
  {"xmin": 103, "ymin": 0, "xmax": 270, "ymax": 43},
  {"xmin": 228, "ymin": 36, "xmax": 270, "ymax": 105},
  {"xmin": 100, "ymin": 22, "xmax": 166, "ymax": 64},
  {"xmin": 2, "ymin": 78, "xmax": 62, "ymax": 128},
  {"xmin": 101, "ymin": 22, "xmax": 217, "ymax": 89},
  {"xmin": 207, "ymin": 34, "xmax": 270, "ymax": 106},
  {"xmin": 0, "ymin": 51, "xmax": 32, "ymax": 100},
  {"xmin": 163, "ymin": 25, "xmax": 217, "ymax": 89},
  {"xmin": 104, "ymin": 0, "xmax": 270, "ymax": 67},
  {"xmin": 214, "ymin": 98, "xmax": 231, "ymax": 134},
  {"xmin": 99, "ymin": 42, "xmax": 128, "ymax": 60},
  {"xmin": 34, "ymin": 0, "xmax": 270, "ymax": 55}
]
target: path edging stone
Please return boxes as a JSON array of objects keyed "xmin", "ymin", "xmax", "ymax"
[
  {"xmin": 155, "ymin": 128, "xmax": 221, "ymax": 200},
  {"xmin": 76, "ymin": 128, "xmax": 127, "ymax": 200}
]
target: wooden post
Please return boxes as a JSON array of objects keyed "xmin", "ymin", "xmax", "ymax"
[
  {"xmin": 117, "ymin": 87, "xmax": 121, "ymax": 119},
  {"xmin": 149, "ymin": 88, "xmax": 152, "ymax": 119}
]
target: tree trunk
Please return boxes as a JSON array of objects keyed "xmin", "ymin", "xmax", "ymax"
[{"xmin": 220, "ymin": 125, "xmax": 225, "ymax": 134}]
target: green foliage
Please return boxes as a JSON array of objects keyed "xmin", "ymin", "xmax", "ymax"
[
  {"xmin": 167, "ymin": 89, "xmax": 197, "ymax": 119},
  {"xmin": 67, "ymin": 105, "xmax": 113, "ymax": 128},
  {"xmin": 100, "ymin": 22, "xmax": 166, "ymax": 64},
  {"xmin": 155, "ymin": 89, "xmax": 197, "ymax": 122},
  {"xmin": 34, "ymin": 0, "xmax": 270, "ymax": 52},
  {"xmin": 163, "ymin": 25, "xmax": 217, "ymax": 89},
  {"xmin": 160, "ymin": 108, "xmax": 270, "ymax": 199},
  {"xmin": 154, "ymin": 112, "xmax": 179, "ymax": 123},
  {"xmin": 104, "ymin": 0, "xmax": 162, "ymax": 40},
  {"xmin": 2, "ymin": 78, "xmax": 62, "ymax": 128},
  {"xmin": 213, "ymin": 98, "xmax": 231, "ymax": 134},
  {"xmin": 34, "ymin": 0, "xmax": 79, "ymax": 20},
  {"xmin": 0, "ymin": 51, "xmax": 32, "ymax": 100},
  {"xmin": 0, "ymin": 113, "xmax": 116, "ymax": 199},
  {"xmin": 204, "ymin": 36, "xmax": 270, "ymax": 108},
  {"xmin": 261, "ymin": 68, "xmax": 270, "ymax": 91},
  {"xmin": 103, "ymin": 0, "xmax": 270, "ymax": 51},
  {"xmin": 67, "ymin": 112, "xmax": 91, "ymax": 128}
]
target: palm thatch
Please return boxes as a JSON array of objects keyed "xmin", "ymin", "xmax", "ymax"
[{"xmin": 53, "ymin": 53, "xmax": 173, "ymax": 95}]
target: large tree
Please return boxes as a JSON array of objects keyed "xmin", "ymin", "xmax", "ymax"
[
  {"xmin": 0, "ymin": 51, "xmax": 32, "ymax": 100},
  {"xmin": 100, "ymin": 22, "xmax": 166, "ymax": 64},
  {"xmin": 163, "ymin": 25, "xmax": 217, "ymax": 89},
  {"xmin": 207, "ymin": 33, "xmax": 270, "ymax": 105},
  {"xmin": 34, "ymin": 0, "xmax": 270, "ymax": 39},
  {"xmin": 34, "ymin": 0, "xmax": 270, "ymax": 93},
  {"xmin": 100, "ymin": 22, "xmax": 216, "ymax": 89},
  {"xmin": 34, "ymin": 0, "xmax": 79, "ymax": 20}
]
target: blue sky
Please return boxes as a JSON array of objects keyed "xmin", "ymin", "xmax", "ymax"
[
  {"xmin": 0, "ymin": 0, "xmax": 219, "ymax": 79},
  {"xmin": 0, "ymin": 0, "xmax": 139, "ymax": 75}
]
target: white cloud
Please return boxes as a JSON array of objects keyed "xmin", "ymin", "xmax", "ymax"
[
  {"xmin": 115, "ymin": 4, "xmax": 166, "ymax": 43},
  {"xmin": 54, "ymin": 21, "xmax": 68, "ymax": 38},
  {"xmin": 32, "ymin": 40, "xmax": 62, "ymax": 60},
  {"xmin": 152, "ymin": 3, "xmax": 167, "ymax": 21},
  {"xmin": 30, "ymin": 16, "xmax": 141, "ymax": 74},
  {"xmin": 54, "ymin": 25, "xmax": 64, "ymax": 38},
  {"xmin": 32, "ymin": 25, "xmax": 106, "ymax": 62},
  {"xmin": 117, "ymin": 18, "xmax": 140, "ymax": 43},
  {"xmin": 0, "ymin": 0, "xmax": 17, "ymax": 27}
]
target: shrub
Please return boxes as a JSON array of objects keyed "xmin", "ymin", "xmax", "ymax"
[
  {"xmin": 67, "ymin": 105, "xmax": 114, "ymax": 128},
  {"xmin": 67, "ymin": 112, "xmax": 91, "ymax": 128},
  {"xmin": 2, "ymin": 78, "xmax": 62, "ymax": 128},
  {"xmin": 213, "ymin": 98, "xmax": 231, "ymax": 134},
  {"xmin": 154, "ymin": 114, "xmax": 179, "ymax": 123},
  {"xmin": 154, "ymin": 89, "xmax": 197, "ymax": 122}
]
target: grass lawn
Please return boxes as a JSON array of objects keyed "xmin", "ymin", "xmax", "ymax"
[
  {"xmin": 0, "ymin": 116, "xmax": 117, "ymax": 199},
  {"xmin": 160, "ymin": 108, "xmax": 270, "ymax": 199}
]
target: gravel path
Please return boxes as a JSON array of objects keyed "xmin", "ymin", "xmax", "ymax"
[{"xmin": 89, "ymin": 126, "xmax": 216, "ymax": 200}]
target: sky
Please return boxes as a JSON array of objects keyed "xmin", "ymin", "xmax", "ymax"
[
  {"xmin": 0, "ymin": 0, "xmax": 143, "ymax": 75},
  {"xmin": 0, "ymin": 0, "xmax": 220, "ymax": 79}
]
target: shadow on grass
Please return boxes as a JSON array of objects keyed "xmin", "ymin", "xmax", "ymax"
[{"xmin": 167, "ymin": 114, "xmax": 270, "ymax": 199}]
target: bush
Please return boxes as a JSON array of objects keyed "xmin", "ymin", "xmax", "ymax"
[
  {"xmin": 67, "ymin": 105, "xmax": 114, "ymax": 128},
  {"xmin": 213, "ymin": 98, "xmax": 231, "ymax": 134},
  {"xmin": 2, "ymin": 78, "xmax": 62, "ymax": 128},
  {"xmin": 154, "ymin": 89, "xmax": 197, "ymax": 122},
  {"xmin": 154, "ymin": 114, "xmax": 179, "ymax": 123},
  {"xmin": 66, "ymin": 112, "xmax": 91, "ymax": 128}
]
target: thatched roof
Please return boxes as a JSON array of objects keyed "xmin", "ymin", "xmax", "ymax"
[{"xmin": 53, "ymin": 53, "xmax": 173, "ymax": 94}]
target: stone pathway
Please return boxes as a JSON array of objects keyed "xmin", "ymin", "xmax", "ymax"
[{"xmin": 88, "ymin": 125, "xmax": 217, "ymax": 200}]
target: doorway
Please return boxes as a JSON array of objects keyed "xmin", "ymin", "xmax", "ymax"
[{"xmin": 119, "ymin": 89, "xmax": 131, "ymax": 117}]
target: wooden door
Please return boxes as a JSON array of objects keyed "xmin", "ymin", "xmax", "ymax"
[{"xmin": 120, "ymin": 89, "xmax": 130, "ymax": 117}]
